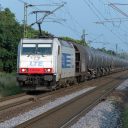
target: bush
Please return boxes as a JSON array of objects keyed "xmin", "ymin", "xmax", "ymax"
[
  {"xmin": 122, "ymin": 107, "xmax": 128, "ymax": 128},
  {"xmin": 0, "ymin": 72, "xmax": 22, "ymax": 97}
]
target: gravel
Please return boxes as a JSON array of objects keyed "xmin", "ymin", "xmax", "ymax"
[
  {"xmin": 0, "ymin": 87, "xmax": 95, "ymax": 128},
  {"xmin": 71, "ymin": 100, "xmax": 121, "ymax": 128},
  {"xmin": 70, "ymin": 79, "xmax": 128, "ymax": 128},
  {"xmin": 116, "ymin": 79, "xmax": 128, "ymax": 91}
]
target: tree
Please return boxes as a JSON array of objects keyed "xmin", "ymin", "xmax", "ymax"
[
  {"xmin": 0, "ymin": 8, "xmax": 23, "ymax": 72},
  {"xmin": 61, "ymin": 36, "xmax": 88, "ymax": 46},
  {"xmin": 97, "ymin": 48, "xmax": 116, "ymax": 56}
]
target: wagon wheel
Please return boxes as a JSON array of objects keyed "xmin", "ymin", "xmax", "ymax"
[{"xmin": 48, "ymin": 81, "xmax": 59, "ymax": 91}]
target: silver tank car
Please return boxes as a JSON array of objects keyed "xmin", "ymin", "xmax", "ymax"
[{"xmin": 72, "ymin": 42, "xmax": 128, "ymax": 79}]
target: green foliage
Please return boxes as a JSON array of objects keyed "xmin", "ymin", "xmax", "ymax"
[
  {"xmin": 122, "ymin": 107, "xmax": 128, "ymax": 128},
  {"xmin": 117, "ymin": 52, "xmax": 128, "ymax": 59},
  {"xmin": 26, "ymin": 25, "xmax": 54, "ymax": 38},
  {"xmin": 0, "ymin": 72, "xmax": 22, "ymax": 97},
  {"xmin": 97, "ymin": 47, "xmax": 128, "ymax": 59},
  {"xmin": 0, "ymin": 8, "xmax": 23, "ymax": 72},
  {"xmin": 26, "ymin": 26, "xmax": 39, "ymax": 38},
  {"xmin": 61, "ymin": 36, "xmax": 88, "ymax": 46},
  {"xmin": 97, "ymin": 47, "xmax": 116, "ymax": 56}
]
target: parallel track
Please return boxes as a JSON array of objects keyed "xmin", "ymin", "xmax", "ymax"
[
  {"xmin": 0, "ymin": 71, "xmax": 119, "ymax": 113},
  {"xmin": 16, "ymin": 71, "xmax": 128, "ymax": 128},
  {"xmin": 61, "ymin": 80, "xmax": 123, "ymax": 128},
  {"xmin": 0, "ymin": 93, "xmax": 26, "ymax": 102}
]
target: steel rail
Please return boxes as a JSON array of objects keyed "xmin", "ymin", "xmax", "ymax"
[
  {"xmin": 0, "ymin": 93, "xmax": 26, "ymax": 102},
  {"xmin": 0, "ymin": 71, "xmax": 115, "ymax": 113},
  {"xmin": 0, "ymin": 75, "xmax": 107, "ymax": 113},
  {"xmin": 16, "ymin": 72, "xmax": 128, "ymax": 128},
  {"xmin": 61, "ymin": 80, "xmax": 124, "ymax": 128}
]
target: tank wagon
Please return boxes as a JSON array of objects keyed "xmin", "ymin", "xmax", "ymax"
[{"xmin": 16, "ymin": 38, "xmax": 128, "ymax": 91}]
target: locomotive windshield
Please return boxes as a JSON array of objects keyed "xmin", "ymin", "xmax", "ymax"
[
  {"xmin": 22, "ymin": 44, "xmax": 36, "ymax": 55},
  {"xmin": 22, "ymin": 43, "xmax": 52, "ymax": 55},
  {"xmin": 38, "ymin": 44, "xmax": 52, "ymax": 55}
]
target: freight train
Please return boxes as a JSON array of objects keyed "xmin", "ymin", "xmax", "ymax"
[{"xmin": 16, "ymin": 38, "xmax": 128, "ymax": 91}]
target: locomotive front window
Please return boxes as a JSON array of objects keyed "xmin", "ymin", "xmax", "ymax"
[
  {"xmin": 22, "ymin": 43, "xmax": 52, "ymax": 55},
  {"xmin": 22, "ymin": 44, "xmax": 36, "ymax": 55},
  {"xmin": 38, "ymin": 44, "xmax": 52, "ymax": 55}
]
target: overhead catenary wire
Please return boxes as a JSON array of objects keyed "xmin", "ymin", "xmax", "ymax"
[
  {"xmin": 17, "ymin": 0, "xmax": 64, "ymax": 13},
  {"xmin": 17, "ymin": 0, "xmax": 88, "ymax": 39},
  {"xmin": 17, "ymin": 0, "xmax": 81, "ymax": 38},
  {"xmin": 106, "ymin": 1, "xmax": 128, "ymax": 33},
  {"xmin": 30, "ymin": 2, "xmax": 66, "ymax": 26},
  {"xmin": 17, "ymin": 0, "xmax": 128, "ymax": 48},
  {"xmin": 57, "ymin": 0, "xmax": 86, "ymax": 36},
  {"xmin": 108, "ymin": 3, "xmax": 128, "ymax": 18},
  {"xmin": 51, "ymin": 0, "xmax": 82, "ymax": 37},
  {"xmin": 82, "ymin": 0, "xmax": 128, "ymax": 47}
]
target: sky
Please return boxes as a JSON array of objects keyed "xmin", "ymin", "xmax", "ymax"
[{"xmin": 0, "ymin": 0, "xmax": 128, "ymax": 52}]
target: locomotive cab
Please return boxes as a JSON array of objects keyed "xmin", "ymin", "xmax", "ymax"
[{"xmin": 17, "ymin": 38, "xmax": 60, "ymax": 91}]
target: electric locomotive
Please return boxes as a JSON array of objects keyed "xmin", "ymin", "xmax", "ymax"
[{"xmin": 17, "ymin": 38, "xmax": 75, "ymax": 90}]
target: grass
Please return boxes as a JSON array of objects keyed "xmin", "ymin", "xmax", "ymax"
[
  {"xmin": 0, "ymin": 72, "xmax": 22, "ymax": 97},
  {"xmin": 122, "ymin": 107, "xmax": 128, "ymax": 128}
]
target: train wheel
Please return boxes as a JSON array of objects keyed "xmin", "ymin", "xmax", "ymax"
[{"xmin": 48, "ymin": 81, "xmax": 57, "ymax": 91}]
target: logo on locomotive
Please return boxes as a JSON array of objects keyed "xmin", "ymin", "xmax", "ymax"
[
  {"xmin": 62, "ymin": 53, "xmax": 72, "ymax": 68},
  {"xmin": 30, "ymin": 61, "xmax": 43, "ymax": 67}
]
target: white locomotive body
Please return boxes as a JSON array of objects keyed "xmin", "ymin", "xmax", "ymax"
[{"xmin": 17, "ymin": 38, "xmax": 75, "ymax": 90}]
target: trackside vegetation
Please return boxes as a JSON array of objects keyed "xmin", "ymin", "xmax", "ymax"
[
  {"xmin": 122, "ymin": 107, "xmax": 128, "ymax": 128},
  {"xmin": 61, "ymin": 36, "xmax": 88, "ymax": 46},
  {"xmin": 0, "ymin": 72, "xmax": 22, "ymax": 97}
]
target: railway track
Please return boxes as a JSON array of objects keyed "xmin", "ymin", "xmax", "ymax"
[
  {"xmin": 0, "ymin": 93, "xmax": 30, "ymax": 111},
  {"xmin": 0, "ymin": 93, "xmax": 26, "ymax": 102},
  {"xmin": 15, "ymin": 71, "xmax": 128, "ymax": 128},
  {"xmin": 0, "ymin": 83, "xmax": 89, "ymax": 113},
  {"xmin": 0, "ymin": 71, "xmax": 117, "ymax": 113}
]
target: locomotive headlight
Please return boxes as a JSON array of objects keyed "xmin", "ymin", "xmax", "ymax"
[
  {"xmin": 44, "ymin": 68, "xmax": 52, "ymax": 73},
  {"xmin": 21, "ymin": 68, "xmax": 28, "ymax": 73},
  {"xmin": 47, "ymin": 69, "xmax": 51, "ymax": 72},
  {"xmin": 22, "ymin": 69, "xmax": 26, "ymax": 72}
]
